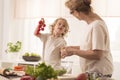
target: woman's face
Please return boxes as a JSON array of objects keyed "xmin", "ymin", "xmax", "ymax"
[
  {"xmin": 53, "ymin": 19, "xmax": 66, "ymax": 35},
  {"xmin": 70, "ymin": 10, "xmax": 83, "ymax": 20}
]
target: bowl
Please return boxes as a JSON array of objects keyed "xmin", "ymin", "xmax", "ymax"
[{"xmin": 22, "ymin": 56, "xmax": 41, "ymax": 62}]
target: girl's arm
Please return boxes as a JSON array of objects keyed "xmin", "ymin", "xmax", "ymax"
[{"xmin": 34, "ymin": 25, "xmax": 41, "ymax": 37}]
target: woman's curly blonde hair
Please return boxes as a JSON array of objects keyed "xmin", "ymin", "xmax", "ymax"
[{"xmin": 49, "ymin": 17, "xmax": 69, "ymax": 37}]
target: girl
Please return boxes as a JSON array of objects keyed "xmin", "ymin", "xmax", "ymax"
[{"xmin": 34, "ymin": 18, "xmax": 69, "ymax": 70}]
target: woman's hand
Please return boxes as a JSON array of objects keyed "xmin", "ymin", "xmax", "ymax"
[
  {"xmin": 60, "ymin": 46, "xmax": 74, "ymax": 58},
  {"xmin": 60, "ymin": 47, "xmax": 67, "ymax": 58}
]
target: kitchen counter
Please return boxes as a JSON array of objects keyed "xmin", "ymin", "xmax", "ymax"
[
  {"xmin": 0, "ymin": 75, "xmax": 20, "ymax": 80},
  {"xmin": 0, "ymin": 59, "xmax": 41, "ymax": 65},
  {"xmin": 0, "ymin": 59, "xmax": 77, "ymax": 80},
  {"xmin": 0, "ymin": 74, "xmax": 77, "ymax": 80},
  {"xmin": 58, "ymin": 74, "xmax": 77, "ymax": 80}
]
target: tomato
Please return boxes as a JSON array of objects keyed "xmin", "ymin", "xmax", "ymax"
[{"xmin": 14, "ymin": 66, "xmax": 24, "ymax": 71}]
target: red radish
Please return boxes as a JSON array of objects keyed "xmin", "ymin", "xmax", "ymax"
[
  {"xmin": 41, "ymin": 28, "xmax": 44, "ymax": 31},
  {"xmin": 20, "ymin": 75, "xmax": 34, "ymax": 80},
  {"xmin": 35, "ymin": 18, "xmax": 46, "ymax": 35},
  {"xmin": 76, "ymin": 73, "xmax": 88, "ymax": 80},
  {"xmin": 43, "ymin": 24, "xmax": 46, "ymax": 27},
  {"xmin": 38, "ymin": 18, "xmax": 46, "ymax": 31},
  {"xmin": 39, "ymin": 21, "xmax": 43, "ymax": 25}
]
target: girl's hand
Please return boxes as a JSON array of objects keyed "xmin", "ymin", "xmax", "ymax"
[
  {"xmin": 38, "ymin": 18, "xmax": 46, "ymax": 31},
  {"xmin": 35, "ymin": 18, "xmax": 46, "ymax": 35}
]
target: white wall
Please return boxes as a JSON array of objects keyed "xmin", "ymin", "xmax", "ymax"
[{"xmin": 0, "ymin": 0, "xmax": 3, "ymax": 59}]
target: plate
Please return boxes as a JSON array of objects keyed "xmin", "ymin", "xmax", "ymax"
[{"xmin": 22, "ymin": 56, "xmax": 41, "ymax": 62}]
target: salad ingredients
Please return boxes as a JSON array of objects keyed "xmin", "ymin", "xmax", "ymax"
[
  {"xmin": 20, "ymin": 75, "xmax": 35, "ymax": 80},
  {"xmin": 25, "ymin": 63, "xmax": 57, "ymax": 80}
]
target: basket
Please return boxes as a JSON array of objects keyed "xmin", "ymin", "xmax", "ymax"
[{"xmin": 22, "ymin": 56, "xmax": 41, "ymax": 62}]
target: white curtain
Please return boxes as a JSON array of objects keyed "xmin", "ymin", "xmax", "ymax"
[
  {"xmin": 15, "ymin": 0, "xmax": 62, "ymax": 18},
  {"xmin": 0, "ymin": 0, "xmax": 58, "ymax": 59},
  {"xmin": 1, "ymin": 0, "xmax": 120, "ymax": 62},
  {"xmin": 0, "ymin": 0, "xmax": 81, "ymax": 64}
]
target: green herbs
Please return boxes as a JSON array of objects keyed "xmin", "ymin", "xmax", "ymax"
[
  {"xmin": 6, "ymin": 41, "xmax": 22, "ymax": 53},
  {"xmin": 25, "ymin": 63, "xmax": 58, "ymax": 80},
  {"xmin": 55, "ymin": 69, "xmax": 67, "ymax": 76}
]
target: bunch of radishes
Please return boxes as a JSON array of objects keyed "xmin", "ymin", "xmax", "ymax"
[{"xmin": 35, "ymin": 18, "xmax": 46, "ymax": 35}]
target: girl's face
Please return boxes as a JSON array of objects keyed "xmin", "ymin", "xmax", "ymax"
[{"xmin": 53, "ymin": 19, "xmax": 66, "ymax": 35}]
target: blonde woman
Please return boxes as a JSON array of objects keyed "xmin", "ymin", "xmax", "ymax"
[
  {"xmin": 34, "ymin": 18, "xmax": 69, "ymax": 70},
  {"xmin": 61, "ymin": 0, "xmax": 113, "ymax": 78}
]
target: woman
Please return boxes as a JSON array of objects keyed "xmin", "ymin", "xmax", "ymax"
[{"xmin": 61, "ymin": 0, "xmax": 113, "ymax": 78}]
